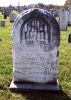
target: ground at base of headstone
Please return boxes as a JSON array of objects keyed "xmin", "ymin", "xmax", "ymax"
[{"xmin": 10, "ymin": 80, "xmax": 61, "ymax": 91}]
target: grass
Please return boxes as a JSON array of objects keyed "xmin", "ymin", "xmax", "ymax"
[{"xmin": 0, "ymin": 13, "xmax": 71, "ymax": 100}]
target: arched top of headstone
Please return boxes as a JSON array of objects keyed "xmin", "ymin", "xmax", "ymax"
[{"xmin": 12, "ymin": 8, "xmax": 60, "ymax": 47}]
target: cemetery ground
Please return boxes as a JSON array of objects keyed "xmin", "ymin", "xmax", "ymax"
[{"xmin": 0, "ymin": 13, "xmax": 71, "ymax": 100}]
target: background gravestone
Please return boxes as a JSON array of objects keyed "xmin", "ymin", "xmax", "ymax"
[
  {"xmin": 0, "ymin": 20, "xmax": 5, "ymax": 27},
  {"xmin": 50, "ymin": 9, "xmax": 58, "ymax": 17},
  {"xmin": 10, "ymin": 8, "xmax": 60, "ymax": 91},
  {"xmin": 4, "ymin": 8, "xmax": 11, "ymax": 16},
  {"xmin": 3, "ymin": 8, "xmax": 11, "ymax": 19},
  {"xmin": 4, "ymin": 14, "xmax": 7, "ymax": 19},
  {"xmin": 9, "ymin": 13, "xmax": 17, "ymax": 23},
  {"xmin": 58, "ymin": 8, "xmax": 69, "ymax": 31},
  {"xmin": 68, "ymin": 6, "xmax": 71, "ymax": 26}
]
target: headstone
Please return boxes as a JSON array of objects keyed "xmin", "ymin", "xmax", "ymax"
[
  {"xmin": 68, "ymin": 6, "xmax": 71, "ymax": 26},
  {"xmin": 68, "ymin": 33, "xmax": 71, "ymax": 43},
  {"xmin": 4, "ymin": 8, "xmax": 11, "ymax": 17},
  {"xmin": 50, "ymin": 9, "xmax": 58, "ymax": 17},
  {"xmin": 0, "ymin": 21, "xmax": 5, "ymax": 27},
  {"xmin": 9, "ymin": 13, "xmax": 17, "ymax": 22},
  {"xmin": 58, "ymin": 8, "xmax": 69, "ymax": 31},
  {"xmin": 4, "ymin": 14, "xmax": 7, "ymax": 19},
  {"xmin": 10, "ymin": 8, "xmax": 60, "ymax": 91}
]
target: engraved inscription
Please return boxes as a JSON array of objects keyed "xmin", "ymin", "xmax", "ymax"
[{"xmin": 20, "ymin": 18, "xmax": 50, "ymax": 51}]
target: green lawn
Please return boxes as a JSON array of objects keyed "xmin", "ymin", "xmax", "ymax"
[{"xmin": 0, "ymin": 13, "xmax": 71, "ymax": 100}]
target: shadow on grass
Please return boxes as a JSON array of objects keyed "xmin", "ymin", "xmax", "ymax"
[{"xmin": 12, "ymin": 90, "xmax": 71, "ymax": 100}]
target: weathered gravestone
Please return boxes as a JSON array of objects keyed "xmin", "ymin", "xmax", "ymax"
[
  {"xmin": 58, "ymin": 8, "xmax": 69, "ymax": 31},
  {"xmin": 50, "ymin": 9, "xmax": 58, "ymax": 17},
  {"xmin": 68, "ymin": 6, "xmax": 71, "ymax": 26},
  {"xmin": 4, "ymin": 8, "xmax": 11, "ymax": 16},
  {"xmin": 0, "ymin": 20, "xmax": 5, "ymax": 27},
  {"xmin": 3, "ymin": 8, "xmax": 11, "ymax": 19},
  {"xmin": 9, "ymin": 13, "xmax": 17, "ymax": 22},
  {"xmin": 10, "ymin": 8, "xmax": 60, "ymax": 91}
]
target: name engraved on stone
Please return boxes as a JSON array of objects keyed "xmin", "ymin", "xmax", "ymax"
[{"xmin": 20, "ymin": 18, "xmax": 50, "ymax": 52}]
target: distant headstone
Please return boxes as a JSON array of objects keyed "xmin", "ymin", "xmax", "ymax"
[
  {"xmin": 68, "ymin": 33, "xmax": 71, "ymax": 43},
  {"xmin": 68, "ymin": 6, "xmax": 71, "ymax": 26},
  {"xmin": 50, "ymin": 9, "xmax": 58, "ymax": 17},
  {"xmin": 10, "ymin": 8, "xmax": 60, "ymax": 91},
  {"xmin": 58, "ymin": 9, "xmax": 69, "ymax": 31},
  {"xmin": 3, "ymin": 8, "xmax": 11, "ymax": 19},
  {"xmin": 9, "ymin": 13, "xmax": 17, "ymax": 22},
  {"xmin": 4, "ymin": 14, "xmax": 7, "ymax": 19},
  {"xmin": 0, "ymin": 21, "xmax": 5, "ymax": 27}
]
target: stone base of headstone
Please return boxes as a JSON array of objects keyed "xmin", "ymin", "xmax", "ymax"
[{"xmin": 10, "ymin": 80, "xmax": 60, "ymax": 91}]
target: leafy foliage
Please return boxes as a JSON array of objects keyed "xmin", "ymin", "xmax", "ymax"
[{"xmin": 64, "ymin": 0, "xmax": 71, "ymax": 7}]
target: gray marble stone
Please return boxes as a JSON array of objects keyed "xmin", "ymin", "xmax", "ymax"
[
  {"xmin": 68, "ymin": 6, "xmax": 71, "ymax": 26},
  {"xmin": 10, "ymin": 8, "xmax": 60, "ymax": 91},
  {"xmin": 4, "ymin": 8, "xmax": 11, "ymax": 16},
  {"xmin": 0, "ymin": 20, "xmax": 5, "ymax": 27},
  {"xmin": 58, "ymin": 9, "xmax": 69, "ymax": 31},
  {"xmin": 9, "ymin": 13, "xmax": 17, "ymax": 22},
  {"xmin": 50, "ymin": 9, "xmax": 58, "ymax": 17}
]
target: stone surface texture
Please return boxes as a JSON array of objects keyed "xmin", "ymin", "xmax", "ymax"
[
  {"xmin": 58, "ymin": 9, "xmax": 68, "ymax": 31},
  {"xmin": 9, "ymin": 13, "xmax": 17, "ymax": 22},
  {"xmin": 12, "ymin": 8, "xmax": 60, "ymax": 84}
]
